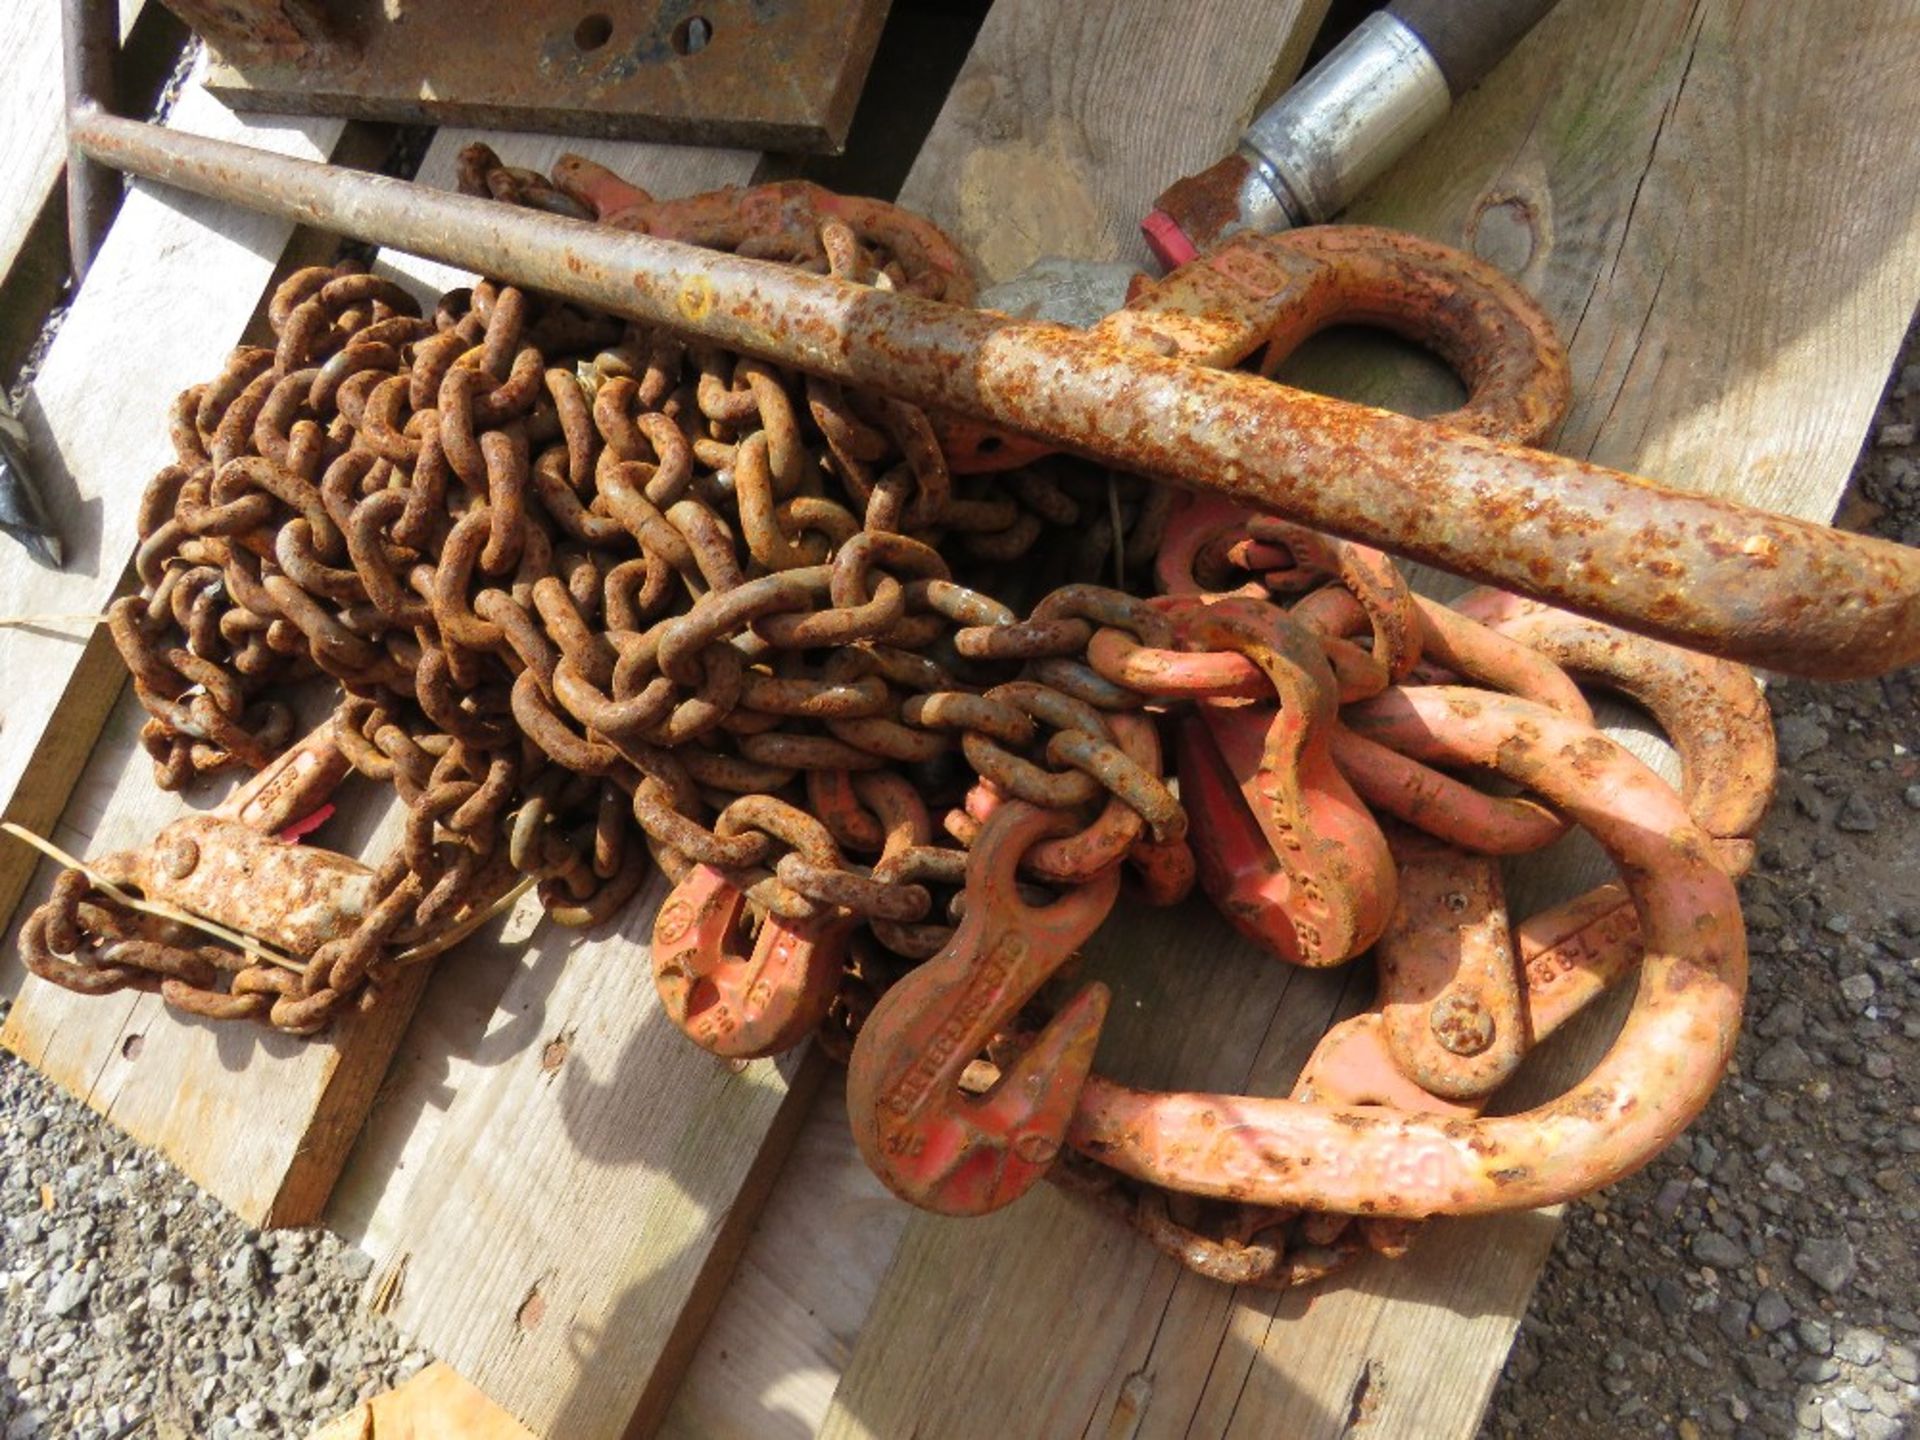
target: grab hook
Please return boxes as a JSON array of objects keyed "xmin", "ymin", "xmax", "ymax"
[{"xmin": 846, "ymin": 802, "xmax": 1119, "ymax": 1216}]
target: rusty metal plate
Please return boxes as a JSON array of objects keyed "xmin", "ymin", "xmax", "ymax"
[{"xmin": 178, "ymin": 0, "xmax": 893, "ymax": 153}]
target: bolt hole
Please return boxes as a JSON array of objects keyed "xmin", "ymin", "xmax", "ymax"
[
  {"xmin": 671, "ymin": 15, "xmax": 713, "ymax": 55},
  {"xmin": 121, "ymin": 1034, "xmax": 144, "ymax": 1060},
  {"xmin": 516, "ymin": 1286, "xmax": 546, "ymax": 1331},
  {"xmin": 574, "ymin": 13, "xmax": 613, "ymax": 51},
  {"xmin": 1469, "ymin": 195, "xmax": 1537, "ymax": 275}
]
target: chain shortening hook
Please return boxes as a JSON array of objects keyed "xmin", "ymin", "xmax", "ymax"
[{"xmin": 846, "ymin": 801, "xmax": 1119, "ymax": 1217}]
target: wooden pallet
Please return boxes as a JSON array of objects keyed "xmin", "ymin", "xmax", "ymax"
[
  {"xmin": 317, "ymin": 130, "xmax": 819, "ymax": 1440},
  {"xmin": 318, "ymin": 7, "xmax": 1332, "ymax": 1439},
  {"xmin": 2, "ymin": 1, "xmax": 1917, "ymax": 1437},
  {"xmin": 0, "ymin": 0, "xmax": 76, "ymax": 291}
]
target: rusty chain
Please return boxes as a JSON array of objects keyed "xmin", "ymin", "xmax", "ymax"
[{"xmin": 25, "ymin": 153, "xmax": 1180, "ymax": 1035}]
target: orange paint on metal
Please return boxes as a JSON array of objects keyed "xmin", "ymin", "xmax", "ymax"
[
  {"xmin": 846, "ymin": 803, "xmax": 1118, "ymax": 1217},
  {"xmin": 1070, "ymin": 688, "xmax": 1747, "ymax": 1217},
  {"xmin": 651, "ymin": 863, "xmax": 857, "ymax": 1060}
]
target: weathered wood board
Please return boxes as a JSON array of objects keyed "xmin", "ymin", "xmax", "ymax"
[
  {"xmin": 310, "ymin": 130, "xmax": 831, "ymax": 1440},
  {"xmin": 658, "ymin": 1074, "xmax": 910, "ymax": 1440},
  {"xmin": 1, "ymin": 681, "xmax": 522, "ymax": 1228},
  {"xmin": 0, "ymin": 0, "xmax": 73, "ymax": 293},
  {"xmin": 0, "ymin": 0, "xmax": 146, "ymax": 292},
  {"xmin": 892, "ymin": 0, "xmax": 1327, "ymax": 286},
  {"xmin": 805, "ymin": 2, "xmax": 1920, "ymax": 1438},
  {"xmin": 0, "ymin": 2, "xmax": 197, "ymax": 379}
]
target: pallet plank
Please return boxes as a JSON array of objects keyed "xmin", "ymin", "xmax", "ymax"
[
  {"xmin": 0, "ymin": 0, "xmax": 70, "ymax": 291},
  {"xmin": 818, "ymin": 3, "xmax": 1920, "ymax": 1438},
  {"xmin": 893, "ymin": 0, "xmax": 1327, "ymax": 286},
  {"xmin": 0, "ymin": 2, "xmax": 184, "ymax": 378},
  {"xmin": 0, "ymin": 0, "xmax": 146, "ymax": 291},
  {"xmin": 658, "ymin": 1074, "xmax": 910, "ymax": 1440},
  {"xmin": 313, "ymin": 131, "xmax": 827, "ymax": 1440}
]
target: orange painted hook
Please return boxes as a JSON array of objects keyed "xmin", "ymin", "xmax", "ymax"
[
  {"xmin": 1299, "ymin": 611, "xmax": 1776, "ymax": 1112},
  {"xmin": 652, "ymin": 864, "xmax": 856, "ymax": 1060},
  {"xmin": 1446, "ymin": 589, "xmax": 1775, "ymax": 872},
  {"xmin": 1175, "ymin": 713, "xmax": 1313, "ymax": 958},
  {"xmin": 1175, "ymin": 597, "xmax": 1396, "ymax": 966},
  {"xmin": 846, "ymin": 802, "xmax": 1120, "ymax": 1217}
]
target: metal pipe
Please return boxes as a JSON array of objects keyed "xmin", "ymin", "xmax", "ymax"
[
  {"xmin": 67, "ymin": 108, "xmax": 1920, "ymax": 680},
  {"xmin": 1238, "ymin": 11, "xmax": 1453, "ymax": 233},
  {"xmin": 63, "ymin": 0, "xmax": 122, "ymax": 283},
  {"xmin": 1144, "ymin": 0, "xmax": 1560, "ymax": 264}
]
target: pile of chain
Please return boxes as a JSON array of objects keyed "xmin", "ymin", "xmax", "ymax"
[
  {"xmin": 20, "ymin": 160, "xmax": 1178, "ymax": 1036},
  {"xmin": 20, "ymin": 152, "xmax": 1771, "ymax": 1291}
]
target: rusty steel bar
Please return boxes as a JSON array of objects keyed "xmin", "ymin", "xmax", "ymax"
[
  {"xmin": 67, "ymin": 108, "xmax": 1920, "ymax": 679},
  {"xmin": 64, "ymin": 0, "xmax": 121, "ymax": 281}
]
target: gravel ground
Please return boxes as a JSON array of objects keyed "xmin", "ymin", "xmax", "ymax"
[
  {"xmin": 0, "ymin": 1036, "xmax": 425, "ymax": 1438},
  {"xmin": 1, "ymin": 323, "xmax": 1915, "ymax": 1438}
]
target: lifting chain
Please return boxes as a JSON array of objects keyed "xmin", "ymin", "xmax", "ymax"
[{"xmin": 18, "ymin": 147, "xmax": 1777, "ymax": 1294}]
